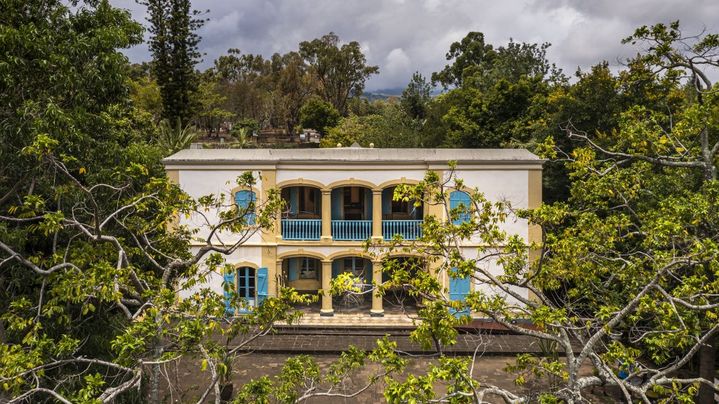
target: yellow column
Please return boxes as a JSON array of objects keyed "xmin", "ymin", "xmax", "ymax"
[
  {"xmin": 425, "ymin": 169, "xmax": 445, "ymax": 222},
  {"xmin": 372, "ymin": 189, "xmax": 383, "ymax": 241},
  {"xmin": 320, "ymin": 260, "xmax": 334, "ymax": 316},
  {"xmin": 261, "ymin": 170, "xmax": 278, "ymax": 243},
  {"xmin": 527, "ymin": 169, "xmax": 543, "ymax": 303},
  {"xmin": 166, "ymin": 170, "xmax": 180, "ymax": 231},
  {"xmin": 321, "ymin": 189, "xmax": 332, "ymax": 243},
  {"xmin": 274, "ymin": 259, "xmax": 283, "ymax": 297},
  {"xmin": 370, "ymin": 260, "xmax": 384, "ymax": 317}
]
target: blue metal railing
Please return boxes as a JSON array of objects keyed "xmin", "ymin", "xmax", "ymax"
[
  {"xmin": 331, "ymin": 220, "xmax": 372, "ymax": 240},
  {"xmin": 382, "ymin": 220, "xmax": 423, "ymax": 240},
  {"xmin": 281, "ymin": 219, "xmax": 321, "ymax": 240}
]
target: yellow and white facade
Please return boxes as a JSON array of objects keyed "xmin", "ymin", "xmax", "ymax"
[{"xmin": 163, "ymin": 147, "xmax": 543, "ymax": 317}]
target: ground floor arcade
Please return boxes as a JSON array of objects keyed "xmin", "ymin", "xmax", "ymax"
[{"xmin": 221, "ymin": 249, "xmax": 454, "ymax": 318}]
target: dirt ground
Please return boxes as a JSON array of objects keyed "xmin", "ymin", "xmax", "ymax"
[{"xmin": 159, "ymin": 353, "xmax": 619, "ymax": 403}]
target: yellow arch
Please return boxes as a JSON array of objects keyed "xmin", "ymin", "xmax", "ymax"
[
  {"xmin": 383, "ymin": 252, "xmax": 427, "ymax": 261},
  {"xmin": 326, "ymin": 178, "xmax": 377, "ymax": 190},
  {"xmin": 276, "ymin": 249, "xmax": 327, "ymax": 261},
  {"xmin": 234, "ymin": 261, "xmax": 259, "ymax": 270},
  {"xmin": 377, "ymin": 178, "xmax": 421, "ymax": 190},
  {"xmin": 230, "ymin": 185, "xmax": 261, "ymax": 202},
  {"xmin": 275, "ymin": 178, "xmax": 327, "ymax": 191},
  {"xmin": 327, "ymin": 249, "xmax": 374, "ymax": 261}
]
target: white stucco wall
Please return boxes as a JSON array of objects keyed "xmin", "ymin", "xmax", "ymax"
[
  {"xmin": 455, "ymin": 169, "xmax": 529, "ymax": 242},
  {"xmin": 461, "ymin": 246, "xmax": 529, "ymax": 306},
  {"xmin": 179, "ymin": 169, "xmax": 264, "ymax": 244},
  {"xmin": 177, "ymin": 246, "xmax": 264, "ymax": 300}
]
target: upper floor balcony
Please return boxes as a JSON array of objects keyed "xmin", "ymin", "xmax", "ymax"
[
  {"xmin": 280, "ymin": 186, "xmax": 322, "ymax": 240},
  {"xmin": 279, "ymin": 183, "xmax": 423, "ymax": 242}
]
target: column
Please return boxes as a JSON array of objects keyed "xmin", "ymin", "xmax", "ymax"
[
  {"xmin": 274, "ymin": 259, "xmax": 283, "ymax": 297},
  {"xmin": 371, "ymin": 189, "xmax": 383, "ymax": 241},
  {"xmin": 321, "ymin": 189, "xmax": 332, "ymax": 243},
  {"xmin": 320, "ymin": 260, "xmax": 334, "ymax": 316},
  {"xmin": 370, "ymin": 260, "xmax": 384, "ymax": 317},
  {"xmin": 261, "ymin": 170, "xmax": 278, "ymax": 242}
]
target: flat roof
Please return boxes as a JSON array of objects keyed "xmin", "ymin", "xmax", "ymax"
[{"xmin": 163, "ymin": 148, "xmax": 544, "ymax": 167}]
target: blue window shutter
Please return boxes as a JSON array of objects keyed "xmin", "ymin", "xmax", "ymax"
[
  {"xmin": 449, "ymin": 267, "xmax": 470, "ymax": 318},
  {"xmin": 364, "ymin": 260, "xmax": 372, "ymax": 283},
  {"xmin": 450, "ymin": 191, "xmax": 471, "ymax": 224},
  {"xmin": 223, "ymin": 272, "xmax": 235, "ymax": 316},
  {"xmin": 331, "ymin": 189, "xmax": 342, "ymax": 219},
  {"xmin": 288, "ymin": 258, "xmax": 299, "ymax": 281},
  {"xmin": 235, "ymin": 190, "xmax": 256, "ymax": 225},
  {"xmin": 382, "ymin": 188, "xmax": 392, "ymax": 216},
  {"xmin": 289, "ymin": 188, "xmax": 299, "ymax": 215},
  {"xmin": 364, "ymin": 188, "xmax": 372, "ymax": 219},
  {"xmin": 257, "ymin": 267, "xmax": 268, "ymax": 305}
]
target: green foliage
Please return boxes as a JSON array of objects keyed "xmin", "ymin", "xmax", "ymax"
[
  {"xmin": 321, "ymin": 100, "xmax": 424, "ymax": 147},
  {"xmin": 401, "ymin": 71, "xmax": 433, "ymax": 120},
  {"xmin": 431, "ymin": 32, "xmax": 561, "ymax": 89},
  {"xmin": 234, "ymin": 337, "xmax": 405, "ymax": 403},
  {"xmin": 141, "ymin": 0, "xmax": 204, "ymax": 125},
  {"xmin": 157, "ymin": 117, "xmax": 199, "ymax": 153},
  {"xmin": 300, "ymin": 32, "xmax": 379, "ymax": 114},
  {"xmin": 298, "ymin": 96, "xmax": 340, "ymax": 134},
  {"xmin": 195, "ymin": 75, "xmax": 235, "ymax": 134},
  {"xmin": 129, "ymin": 74, "xmax": 164, "ymax": 123}
]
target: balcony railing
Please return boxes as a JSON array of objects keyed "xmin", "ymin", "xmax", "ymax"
[
  {"xmin": 331, "ymin": 220, "xmax": 372, "ymax": 240},
  {"xmin": 281, "ymin": 219, "xmax": 321, "ymax": 240},
  {"xmin": 382, "ymin": 220, "xmax": 423, "ymax": 240}
]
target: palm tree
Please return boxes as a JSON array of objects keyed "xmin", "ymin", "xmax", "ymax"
[{"xmin": 158, "ymin": 118, "xmax": 199, "ymax": 153}]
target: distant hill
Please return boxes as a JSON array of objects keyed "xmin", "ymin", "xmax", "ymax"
[
  {"xmin": 362, "ymin": 87, "xmax": 404, "ymax": 101},
  {"xmin": 363, "ymin": 87, "xmax": 444, "ymax": 101}
]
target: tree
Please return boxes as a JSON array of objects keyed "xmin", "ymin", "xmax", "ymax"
[
  {"xmin": 129, "ymin": 74, "xmax": 164, "ymax": 123},
  {"xmin": 400, "ymin": 71, "xmax": 432, "ymax": 120},
  {"xmin": 142, "ymin": 0, "xmax": 204, "ymax": 126},
  {"xmin": 300, "ymin": 32, "xmax": 379, "ymax": 115},
  {"xmin": 320, "ymin": 100, "xmax": 422, "ymax": 148},
  {"xmin": 431, "ymin": 32, "xmax": 560, "ymax": 90},
  {"xmin": 0, "ymin": 2, "xmax": 311, "ymax": 403},
  {"xmin": 157, "ymin": 117, "xmax": 199, "ymax": 153},
  {"xmin": 299, "ymin": 96, "xmax": 341, "ymax": 135},
  {"xmin": 425, "ymin": 33, "xmax": 564, "ymax": 149},
  {"xmin": 275, "ymin": 51, "xmax": 315, "ymax": 134},
  {"xmin": 195, "ymin": 74, "xmax": 234, "ymax": 136}
]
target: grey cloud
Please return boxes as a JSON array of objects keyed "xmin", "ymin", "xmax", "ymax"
[{"xmin": 110, "ymin": 0, "xmax": 719, "ymax": 90}]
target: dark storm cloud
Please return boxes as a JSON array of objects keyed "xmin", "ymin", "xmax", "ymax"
[{"xmin": 110, "ymin": 0, "xmax": 719, "ymax": 90}]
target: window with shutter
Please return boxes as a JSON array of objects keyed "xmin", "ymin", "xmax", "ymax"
[
  {"xmin": 449, "ymin": 191, "xmax": 471, "ymax": 224},
  {"xmin": 235, "ymin": 190, "xmax": 256, "ymax": 225}
]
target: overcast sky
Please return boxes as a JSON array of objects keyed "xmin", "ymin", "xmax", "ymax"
[{"xmin": 110, "ymin": 0, "xmax": 719, "ymax": 91}]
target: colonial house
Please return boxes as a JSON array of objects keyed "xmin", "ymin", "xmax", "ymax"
[{"xmin": 163, "ymin": 147, "xmax": 543, "ymax": 318}]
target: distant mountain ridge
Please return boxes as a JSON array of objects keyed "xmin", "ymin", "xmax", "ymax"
[
  {"xmin": 363, "ymin": 87, "xmax": 443, "ymax": 101},
  {"xmin": 362, "ymin": 88, "xmax": 404, "ymax": 101}
]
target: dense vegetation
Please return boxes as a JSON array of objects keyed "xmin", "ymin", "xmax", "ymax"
[{"xmin": 1, "ymin": 0, "xmax": 718, "ymax": 402}]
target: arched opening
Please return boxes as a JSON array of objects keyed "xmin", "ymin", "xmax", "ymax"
[
  {"xmin": 280, "ymin": 186, "xmax": 322, "ymax": 240},
  {"xmin": 282, "ymin": 256, "xmax": 322, "ymax": 292},
  {"xmin": 382, "ymin": 256, "xmax": 425, "ymax": 311},
  {"xmin": 331, "ymin": 256, "xmax": 372, "ymax": 313},
  {"xmin": 381, "ymin": 186, "xmax": 423, "ymax": 240},
  {"xmin": 331, "ymin": 186, "xmax": 373, "ymax": 240}
]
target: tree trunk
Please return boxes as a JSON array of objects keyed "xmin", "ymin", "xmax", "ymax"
[{"xmin": 697, "ymin": 335, "xmax": 717, "ymax": 404}]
